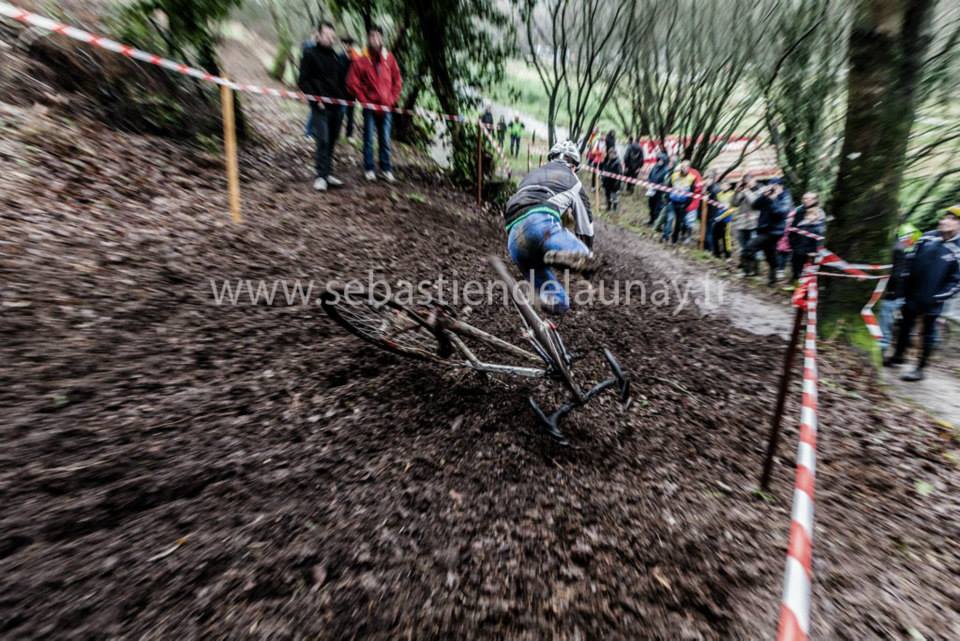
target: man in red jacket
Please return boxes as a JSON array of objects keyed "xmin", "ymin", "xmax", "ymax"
[{"xmin": 346, "ymin": 25, "xmax": 402, "ymax": 183}]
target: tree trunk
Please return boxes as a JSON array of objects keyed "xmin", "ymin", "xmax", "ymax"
[{"xmin": 822, "ymin": 0, "xmax": 934, "ymax": 327}]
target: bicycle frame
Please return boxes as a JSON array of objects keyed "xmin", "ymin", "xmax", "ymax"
[{"xmin": 424, "ymin": 310, "xmax": 552, "ymax": 379}]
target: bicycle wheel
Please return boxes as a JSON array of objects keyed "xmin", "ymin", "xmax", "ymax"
[
  {"xmin": 320, "ymin": 287, "xmax": 450, "ymax": 362},
  {"xmin": 488, "ymin": 256, "xmax": 583, "ymax": 400}
]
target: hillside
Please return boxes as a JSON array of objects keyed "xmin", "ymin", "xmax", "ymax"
[{"xmin": 1, "ymin": 15, "xmax": 959, "ymax": 641}]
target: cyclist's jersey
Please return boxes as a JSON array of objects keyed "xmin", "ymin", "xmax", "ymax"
[{"xmin": 504, "ymin": 160, "xmax": 593, "ymax": 237}]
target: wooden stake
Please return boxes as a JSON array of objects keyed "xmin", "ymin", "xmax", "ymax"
[
  {"xmin": 759, "ymin": 303, "xmax": 805, "ymax": 490},
  {"xmin": 476, "ymin": 122, "xmax": 483, "ymax": 206},
  {"xmin": 526, "ymin": 143, "xmax": 531, "ymax": 173},
  {"xmin": 220, "ymin": 82, "xmax": 242, "ymax": 224}
]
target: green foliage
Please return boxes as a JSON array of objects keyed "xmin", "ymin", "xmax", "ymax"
[
  {"xmin": 759, "ymin": 0, "xmax": 848, "ymax": 197},
  {"xmin": 112, "ymin": 0, "xmax": 242, "ymax": 74}
]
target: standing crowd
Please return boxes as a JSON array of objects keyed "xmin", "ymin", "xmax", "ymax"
[{"xmin": 298, "ymin": 22, "xmax": 402, "ymax": 192}]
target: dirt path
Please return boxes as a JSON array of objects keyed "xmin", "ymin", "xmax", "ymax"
[{"xmin": 2, "ymin": 27, "xmax": 959, "ymax": 641}]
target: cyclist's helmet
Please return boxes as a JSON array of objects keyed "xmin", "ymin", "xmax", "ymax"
[{"xmin": 548, "ymin": 140, "xmax": 581, "ymax": 168}]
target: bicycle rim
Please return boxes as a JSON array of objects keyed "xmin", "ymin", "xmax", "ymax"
[{"xmin": 320, "ymin": 288, "xmax": 448, "ymax": 362}]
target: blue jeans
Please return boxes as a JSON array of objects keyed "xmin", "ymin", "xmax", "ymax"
[
  {"xmin": 664, "ymin": 199, "xmax": 690, "ymax": 243},
  {"xmin": 362, "ymin": 109, "xmax": 393, "ymax": 172},
  {"xmin": 879, "ymin": 298, "xmax": 904, "ymax": 350},
  {"xmin": 507, "ymin": 211, "xmax": 590, "ymax": 313}
]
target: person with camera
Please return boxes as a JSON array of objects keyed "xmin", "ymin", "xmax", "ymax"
[{"xmin": 741, "ymin": 178, "xmax": 789, "ymax": 286}]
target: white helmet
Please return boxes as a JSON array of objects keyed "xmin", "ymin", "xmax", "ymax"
[{"xmin": 548, "ymin": 140, "xmax": 581, "ymax": 167}]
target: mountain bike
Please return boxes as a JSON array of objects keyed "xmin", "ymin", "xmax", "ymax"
[{"xmin": 320, "ymin": 256, "xmax": 630, "ymax": 444}]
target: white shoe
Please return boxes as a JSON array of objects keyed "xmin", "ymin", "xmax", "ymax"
[
  {"xmin": 382, "ymin": 171, "xmax": 396, "ymax": 183},
  {"xmin": 326, "ymin": 175, "xmax": 343, "ymax": 187},
  {"xmin": 364, "ymin": 170, "xmax": 376, "ymax": 181},
  {"xmin": 313, "ymin": 177, "xmax": 328, "ymax": 192}
]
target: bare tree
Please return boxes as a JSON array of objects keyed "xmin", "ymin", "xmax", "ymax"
[
  {"xmin": 520, "ymin": 0, "xmax": 640, "ymax": 148},
  {"xmin": 620, "ymin": 0, "xmax": 780, "ymax": 170},
  {"xmin": 900, "ymin": 1, "xmax": 960, "ymax": 226},
  {"xmin": 757, "ymin": 0, "xmax": 850, "ymax": 196}
]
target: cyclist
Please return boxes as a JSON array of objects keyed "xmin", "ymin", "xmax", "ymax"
[{"xmin": 503, "ymin": 140, "xmax": 595, "ymax": 314}]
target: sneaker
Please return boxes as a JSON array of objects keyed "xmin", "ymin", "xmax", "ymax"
[
  {"xmin": 543, "ymin": 250, "xmax": 597, "ymax": 273},
  {"xmin": 882, "ymin": 355, "xmax": 904, "ymax": 368},
  {"xmin": 313, "ymin": 177, "xmax": 328, "ymax": 192},
  {"xmin": 382, "ymin": 171, "xmax": 396, "ymax": 183},
  {"xmin": 901, "ymin": 367, "xmax": 925, "ymax": 382},
  {"xmin": 364, "ymin": 170, "xmax": 376, "ymax": 181},
  {"xmin": 326, "ymin": 175, "xmax": 343, "ymax": 187}
]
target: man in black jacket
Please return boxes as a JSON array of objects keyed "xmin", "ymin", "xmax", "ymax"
[
  {"xmin": 743, "ymin": 179, "xmax": 789, "ymax": 286},
  {"xmin": 622, "ymin": 137, "xmax": 644, "ymax": 194},
  {"xmin": 298, "ymin": 22, "xmax": 347, "ymax": 192},
  {"xmin": 884, "ymin": 207, "xmax": 960, "ymax": 380}
]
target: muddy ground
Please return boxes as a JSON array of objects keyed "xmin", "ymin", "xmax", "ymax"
[{"xmin": 2, "ymin": 24, "xmax": 959, "ymax": 641}]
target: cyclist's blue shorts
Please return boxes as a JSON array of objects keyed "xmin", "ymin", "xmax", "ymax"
[{"xmin": 506, "ymin": 208, "xmax": 590, "ymax": 313}]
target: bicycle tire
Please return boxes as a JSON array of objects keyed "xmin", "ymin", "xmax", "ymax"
[
  {"xmin": 488, "ymin": 256, "xmax": 583, "ymax": 400},
  {"xmin": 320, "ymin": 287, "xmax": 450, "ymax": 362}
]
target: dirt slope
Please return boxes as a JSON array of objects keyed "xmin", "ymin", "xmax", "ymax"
[{"xmin": 2, "ymin": 27, "xmax": 959, "ymax": 641}]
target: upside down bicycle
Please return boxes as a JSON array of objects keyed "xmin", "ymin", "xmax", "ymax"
[{"xmin": 320, "ymin": 256, "xmax": 630, "ymax": 444}]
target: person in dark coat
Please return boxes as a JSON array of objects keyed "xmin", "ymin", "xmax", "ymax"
[
  {"xmin": 884, "ymin": 207, "xmax": 960, "ymax": 380},
  {"xmin": 647, "ymin": 152, "xmax": 670, "ymax": 227},
  {"xmin": 878, "ymin": 223, "xmax": 921, "ymax": 350},
  {"xmin": 604, "ymin": 129, "xmax": 617, "ymax": 156},
  {"xmin": 743, "ymin": 179, "xmax": 789, "ymax": 285},
  {"xmin": 298, "ymin": 21, "xmax": 347, "ymax": 191},
  {"xmin": 623, "ymin": 137, "xmax": 644, "ymax": 194},
  {"xmin": 599, "ymin": 147, "xmax": 624, "ymax": 212}
]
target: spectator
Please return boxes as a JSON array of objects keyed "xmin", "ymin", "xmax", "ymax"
[
  {"xmin": 731, "ymin": 174, "xmax": 760, "ymax": 276},
  {"xmin": 744, "ymin": 179, "xmax": 789, "ymax": 286},
  {"xmin": 298, "ymin": 21, "xmax": 347, "ymax": 192},
  {"xmin": 623, "ymin": 137, "xmax": 644, "ymax": 194},
  {"xmin": 647, "ymin": 152, "xmax": 670, "ymax": 228},
  {"xmin": 704, "ymin": 170, "xmax": 721, "ymax": 252},
  {"xmin": 773, "ymin": 184, "xmax": 796, "ymax": 278},
  {"xmin": 665, "ymin": 160, "xmax": 702, "ymax": 244},
  {"xmin": 786, "ymin": 192, "xmax": 826, "ymax": 287},
  {"xmin": 340, "ymin": 36, "xmax": 360, "ymax": 139},
  {"xmin": 508, "ymin": 116, "xmax": 525, "ymax": 158},
  {"xmin": 604, "ymin": 129, "xmax": 617, "ymax": 156},
  {"xmin": 884, "ymin": 207, "xmax": 960, "ymax": 381},
  {"xmin": 878, "ymin": 223, "xmax": 921, "ymax": 351},
  {"xmin": 712, "ymin": 181, "xmax": 736, "ymax": 259},
  {"xmin": 480, "ymin": 105, "xmax": 494, "ymax": 129},
  {"xmin": 600, "ymin": 147, "xmax": 623, "ymax": 212},
  {"xmin": 496, "ymin": 116, "xmax": 507, "ymax": 147},
  {"xmin": 346, "ymin": 25, "xmax": 402, "ymax": 183}
]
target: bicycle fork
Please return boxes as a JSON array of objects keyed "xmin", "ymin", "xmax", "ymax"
[{"xmin": 530, "ymin": 349, "xmax": 631, "ymax": 445}]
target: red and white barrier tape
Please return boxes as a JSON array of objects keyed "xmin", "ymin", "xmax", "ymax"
[
  {"xmin": 777, "ymin": 264, "xmax": 820, "ymax": 641},
  {"xmin": 818, "ymin": 249, "xmax": 891, "ymax": 275},
  {"xmin": 480, "ymin": 121, "xmax": 512, "ymax": 179},
  {"xmin": 587, "ymin": 166, "xmax": 723, "ymax": 207},
  {"xmin": 0, "ymin": 1, "xmax": 464, "ymax": 122}
]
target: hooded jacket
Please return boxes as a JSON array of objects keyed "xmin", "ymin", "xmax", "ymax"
[
  {"xmin": 600, "ymin": 155, "xmax": 624, "ymax": 192},
  {"xmin": 623, "ymin": 143, "xmax": 644, "ymax": 173},
  {"xmin": 504, "ymin": 160, "xmax": 593, "ymax": 237},
  {"xmin": 647, "ymin": 156, "xmax": 670, "ymax": 186},
  {"xmin": 903, "ymin": 231, "xmax": 960, "ymax": 310},
  {"xmin": 345, "ymin": 47, "xmax": 402, "ymax": 108},
  {"xmin": 298, "ymin": 44, "xmax": 348, "ymax": 103}
]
